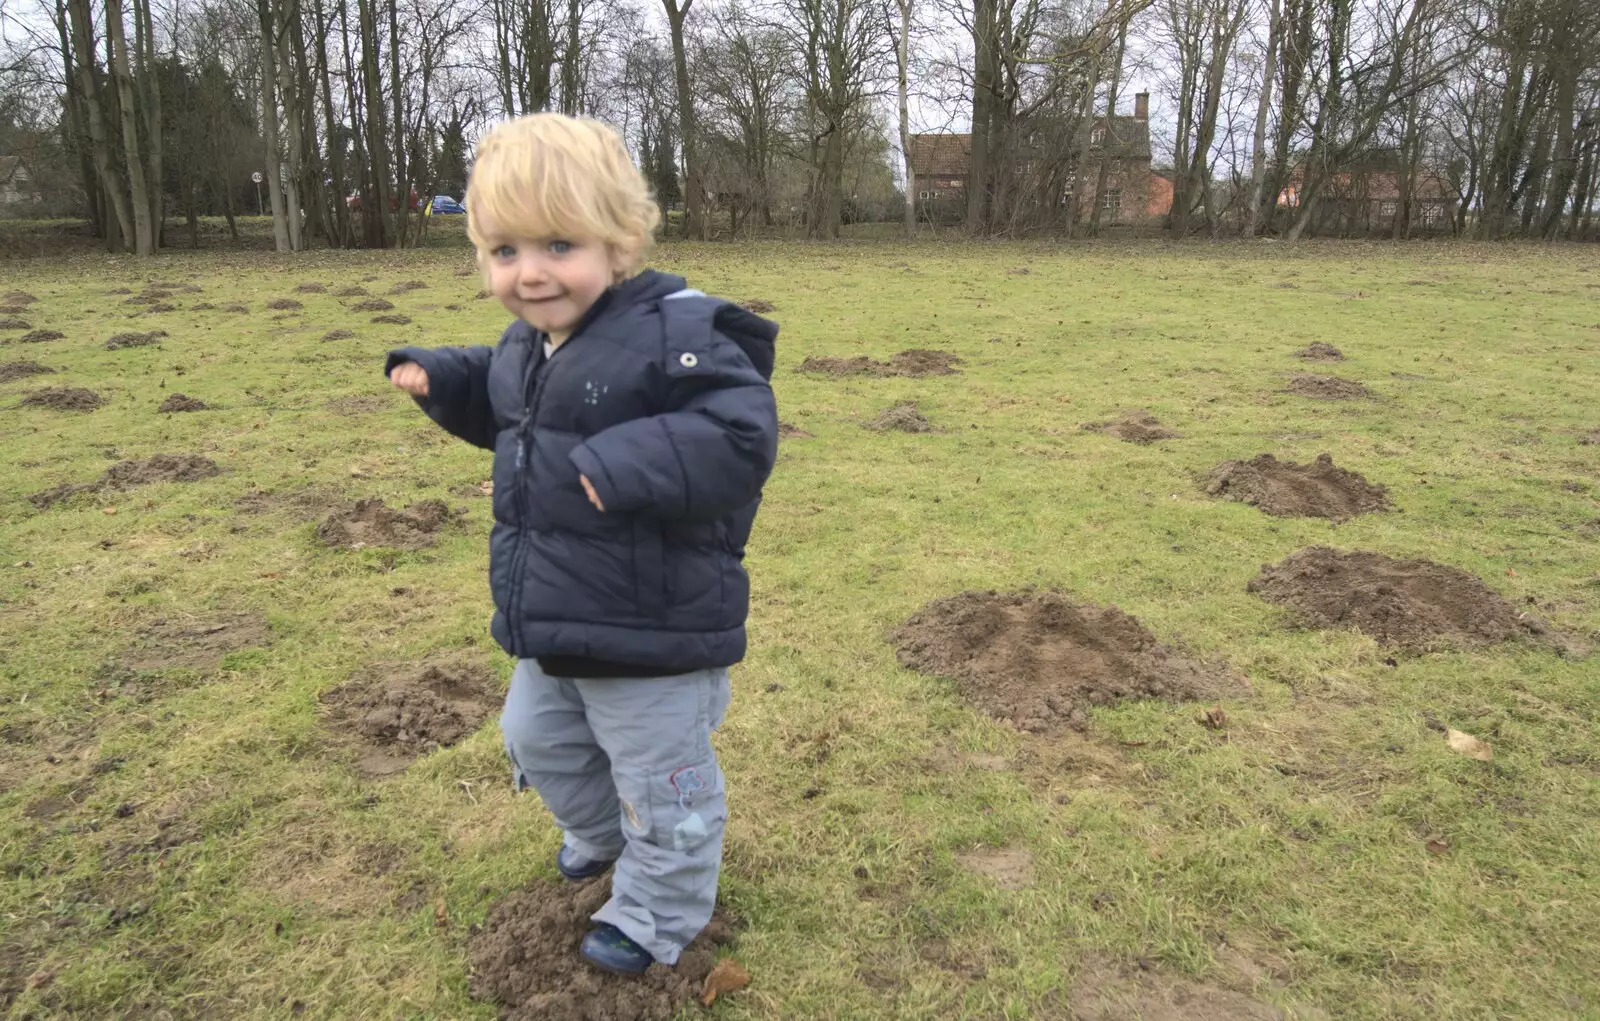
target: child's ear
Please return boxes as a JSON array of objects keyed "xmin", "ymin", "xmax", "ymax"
[{"xmin": 608, "ymin": 245, "xmax": 633, "ymax": 282}]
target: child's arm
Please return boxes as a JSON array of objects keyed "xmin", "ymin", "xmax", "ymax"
[
  {"xmin": 384, "ymin": 345, "xmax": 497, "ymax": 450},
  {"xmin": 569, "ymin": 333, "xmax": 777, "ymax": 521}
]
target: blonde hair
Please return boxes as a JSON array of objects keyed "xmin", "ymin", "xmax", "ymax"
[{"xmin": 466, "ymin": 114, "xmax": 660, "ymax": 273}]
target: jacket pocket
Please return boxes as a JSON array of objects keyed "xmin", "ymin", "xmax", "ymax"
[{"xmin": 632, "ymin": 517, "xmax": 667, "ymax": 618}]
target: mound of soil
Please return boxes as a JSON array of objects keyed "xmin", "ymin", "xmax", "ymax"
[
  {"xmin": 317, "ymin": 498, "xmax": 458, "ymax": 550},
  {"xmin": 265, "ymin": 298, "xmax": 303, "ymax": 311},
  {"xmin": 322, "ymin": 660, "xmax": 500, "ymax": 775},
  {"xmin": 20, "ymin": 387, "xmax": 103, "ymax": 411},
  {"xmin": 190, "ymin": 302, "xmax": 216, "ymax": 311},
  {"xmin": 106, "ymin": 330, "xmax": 168, "ymax": 350},
  {"xmin": 1578, "ymin": 429, "xmax": 1600, "ymax": 446},
  {"xmin": 892, "ymin": 589, "xmax": 1236, "ymax": 732},
  {"xmin": 2, "ymin": 291, "xmax": 38, "ymax": 305},
  {"xmin": 322, "ymin": 329, "xmax": 356, "ymax": 341},
  {"xmin": 1082, "ymin": 410, "xmax": 1182, "ymax": 444},
  {"xmin": 158, "ymin": 393, "xmax": 209, "ymax": 412},
  {"xmin": 1206, "ymin": 453, "xmax": 1389, "ymax": 520},
  {"xmin": 389, "ymin": 280, "xmax": 427, "ymax": 295},
  {"xmin": 469, "ymin": 877, "xmax": 739, "ymax": 1021},
  {"xmin": 122, "ymin": 612, "xmax": 272, "ymax": 671},
  {"xmin": 0, "ymin": 360, "xmax": 53, "ymax": 383},
  {"xmin": 351, "ymin": 298, "xmax": 395, "ymax": 312},
  {"xmin": 1288, "ymin": 373, "xmax": 1370, "ymax": 400},
  {"xmin": 220, "ymin": 303, "xmax": 249, "ymax": 313},
  {"xmin": 739, "ymin": 298, "xmax": 777, "ymax": 314},
  {"xmin": 1296, "ymin": 342, "xmax": 1345, "ymax": 361},
  {"xmin": 143, "ymin": 303, "xmax": 177, "ymax": 314},
  {"xmin": 1247, "ymin": 546, "xmax": 1537, "ymax": 651},
  {"xmin": 800, "ymin": 349, "xmax": 963, "ymax": 378},
  {"xmin": 0, "ymin": 304, "xmax": 27, "ymax": 313},
  {"xmin": 778, "ymin": 421, "xmax": 814, "ymax": 439},
  {"xmin": 474, "ymin": 290, "xmax": 491, "ymax": 300},
  {"xmin": 123, "ymin": 293, "xmax": 163, "ymax": 305},
  {"xmin": 294, "ymin": 282, "xmax": 328, "ymax": 293},
  {"xmin": 103, "ymin": 453, "xmax": 220, "ymax": 488},
  {"xmin": 334, "ymin": 285, "xmax": 369, "ymax": 298},
  {"xmin": 0, "ymin": 317, "xmax": 29, "ymax": 330},
  {"xmin": 372, "ymin": 314, "xmax": 412, "ymax": 325},
  {"xmin": 867, "ymin": 401, "xmax": 933, "ymax": 433},
  {"xmin": 20, "ymin": 329, "xmax": 64, "ymax": 343}
]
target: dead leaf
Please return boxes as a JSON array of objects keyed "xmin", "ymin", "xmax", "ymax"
[
  {"xmin": 1425, "ymin": 837, "xmax": 1451, "ymax": 855},
  {"xmin": 1199, "ymin": 706, "xmax": 1228, "ymax": 729},
  {"xmin": 101, "ymin": 506, "xmax": 117, "ymax": 515},
  {"xmin": 26, "ymin": 968, "xmax": 57, "ymax": 990},
  {"xmin": 434, "ymin": 899, "xmax": 449, "ymax": 930},
  {"xmin": 1506, "ymin": 567, "xmax": 1518, "ymax": 577},
  {"xmin": 477, "ymin": 479, "xmax": 494, "ymax": 495},
  {"xmin": 1445, "ymin": 727, "xmax": 1493, "ymax": 761},
  {"xmin": 700, "ymin": 958, "xmax": 751, "ymax": 1007}
]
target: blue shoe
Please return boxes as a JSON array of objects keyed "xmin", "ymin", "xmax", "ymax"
[
  {"xmin": 581, "ymin": 923, "xmax": 653, "ymax": 975},
  {"xmin": 556, "ymin": 844, "xmax": 615, "ymax": 881}
]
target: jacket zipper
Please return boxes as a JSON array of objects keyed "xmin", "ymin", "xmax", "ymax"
[{"xmin": 505, "ymin": 334, "xmax": 553, "ymax": 654}]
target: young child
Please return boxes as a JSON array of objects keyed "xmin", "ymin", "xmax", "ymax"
[{"xmin": 384, "ymin": 113, "xmax": 778, "ymax": 975}]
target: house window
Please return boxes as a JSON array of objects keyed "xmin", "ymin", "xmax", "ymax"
[
  {"xmin": 1091, "ymin": 127, "xmax": 1106, "ymax": 145},
  {"xmin": 1420, "ymin": 204, "xmax": 1440, "ymax": 225},
  {"xmin": 1100, "ymin": 189, "xmax": 1121, "ymax": 212},
  {"xmin": 1379, "ymin": 201, "xmax": 1397, "ymax": 218},
  {"xmin": 918, "ymin": 191, "xmax": 929, "ymax": 200}
]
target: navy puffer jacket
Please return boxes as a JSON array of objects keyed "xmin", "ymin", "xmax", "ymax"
[{"xmin": 386, "ymin": 270, "xmax": 778, "ymax": 672}]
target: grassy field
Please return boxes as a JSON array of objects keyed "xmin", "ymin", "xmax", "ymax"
[{"xmin": 2, "ymin": 221, "xmax": 1598, "ymax": 1020}]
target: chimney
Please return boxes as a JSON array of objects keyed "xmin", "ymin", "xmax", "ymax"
[{"xmin": 1134, "ymin": 92, "xmax": 1149, "ymax": 121}]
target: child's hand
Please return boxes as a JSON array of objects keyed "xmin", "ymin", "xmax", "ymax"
[
  {"xmin": 390, "ymin": 362, "xmax": 430, "ymax": 396},
  {"xmin": 580, "ymin": 475, "xmax": 605, "ymax": 512}
]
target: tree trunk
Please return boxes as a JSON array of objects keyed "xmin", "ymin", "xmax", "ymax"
[
  {"xmin": 133, "ymin": 0, "xmax": 163, "ymax": 247},
  {"xmin": 257, "ymin": 0, "xmax": 290, "ymax": 251},
  {"xmin": 357, "ymin": 0, "xmax": 391, "ymax": 248},
  {"xmin": 1539, "ymin": 66, "xmax": 1578, "ymax": 239},
  {"xmin": 1089, "ymin": 15, "xmax": 1128, "ymax": 235},
  {"xmin": 56, "ymin": 0, "xmax": 102, "ymax": 240},
  {"xmin": 277, "ymin": 3, "xmax": 305, "ymax": 251},
  {"xmin": 897, "ymin": 0, "xmax": 914, "ymax": 238},
  {"xmin": 1244, "ymin": 0, "xmax": 1280, "ymax": 237},
  {"xmin": 966, "ymin": 0, "xmax": 996, "ymax": 232},
  {"xmin": 664, "ymin": 0, "xmax": 706, "ymax": 240},
  {"xmin": 313, "ymin": 0, "xmax": 351, "ymax": 247},
  {"xmin": 222, "ymin": 164, "xmax": 239, "ymax": 239},
  {"xmin": 107, "ymin": 0, "xmax": 154, "ymax": 255},
  {"xmin": 388, "ymin": 0, "xmax": 408, "ymax": 247},
  {"xmin": 561, "ymin": 0, "xmax": 582, "ymax": 114}
]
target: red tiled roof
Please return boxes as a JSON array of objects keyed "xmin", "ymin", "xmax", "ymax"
[{"xmin": 908, "ymin": 134, "xmax": 972, "ymax": 178}]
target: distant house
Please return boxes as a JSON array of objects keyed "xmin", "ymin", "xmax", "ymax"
[
  {"xmin": 907, "ymin": 93, "xmax": 1173, "ymax": 225},
  {"xmin": 1278, "ymin": 168, "xmax": 1456, "ymax": 233},
  {"xmin": 0, "ymin": 156, "xmax": 40, "ymax": 210}
]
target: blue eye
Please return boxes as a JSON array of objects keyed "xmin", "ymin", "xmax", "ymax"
[
  {"xmin": 548, "ymin": 240, "xmax": 573, "ymax": 255},
  {"xmin": 492, "ymin": 244, "xmax": 515, "ymax": 259}
]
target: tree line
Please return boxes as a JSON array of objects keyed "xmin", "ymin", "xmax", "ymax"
[{"xmin": 0, "ymin": 0, "xmax": 1594, "ymax": 251}]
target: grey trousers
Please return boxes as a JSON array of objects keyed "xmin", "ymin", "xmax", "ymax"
[{"xmin": 501, "ymin": 659, "xmax": 731, "ymax": 965}]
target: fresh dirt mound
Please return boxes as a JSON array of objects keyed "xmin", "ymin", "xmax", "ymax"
[
  {"xmin": 106, "ymin": 330, "xmax": 168, "ymax": 350},
  {"xmin": 892, "ymin": 589, "xmax": 1236, "ymax": 732},
  {"xmin": 371, "ymin": 314, "xmax": 412, "ymax": 325},
  {"xmin": 1297, "ymin": 342, "xmax": 1346, "ymax": 361},
  {"xmin": 322, "ymin": 329, "xmax": 356, "ymax": 341},
  {"xmin": 740, "ymin": 298, "xmax": 777, "ymax": 314},
  {"xmin": 104, "ymin": 453, "xmax": 220, "ymax": 488},
  {"xmin": 334, "ymin": 285, "xmax": 369, "ymax": 298},
  {"xmin": 474, "ymin": 289, "xmax": 491, "ymax": 300},
  {"xmin": 867, "ymin": 401, "xmax": 933, "ymax": 433},
  {"xmin": 0, "ymin": 317, "xmax": 29, "ymax": 330},
  {"xmin": 0, "ymin": 360, "xmax": 53, "ymax": 383},
  {"xmin": 265, "ymin": 298, "xmax": 303, "ymax": 311},
  {"xmin": 351, "ymin": 298, "xmax": 394, "ymax": 312},
  {"xmin": 1082, "ymin": 410, "xmax": 1182, "ymax": 444},
  {"xmin": 322, "ymin": 660, "xmax": 500, "ymax": 776},
  {"xmin": 1578, "ymin": 429, "xmax": 1600, "ymax": 446},
  {"xmin": 779, "ymin": 421, "xmax": 814, "ymax": 439},
  {"xmin": 190, "ymin": 302, "xmax": 216, "ymax": 311},
  {"xmin": 19, "ymin": 329, "xmax": 64, "ymax": 343},
  {"xmin": 294, "ymin": 281, "xmax": 328, "ymax": 293},
  {"xmin": 143, "ymin": 303, "xmax": 177, "ymax": 314},
  {"xmin": 220, "ymin": 303, "xmax": 249, "ymax": 313},
  {"xmin": 799, "ymin": 349, "xmax": 963, "ymax": 378},
  {"xmin": 0, "ymin": 304, "xmax": 27, "ymax": 313},
  {"xmin": 469, "ymin": 877, "xmax": 740, "ymax": 1021},
  {"xmin": 122, "ymin": 612, "xmax": 272, "ymax": 671},
  {"xmin": 317, "ymin": 498, "xmax": 458, "ymax": 550},
  {"xmin": 1205, "ymin": 453, "xmax": 1389, "ymax": 520},
  {"xmin": 1288, "ymin": 373, "xmax": 1370, "ymax": 399},
  {"xmin": 20, "ymin": 387, "xmax": 103, "ymax": 411},
  {"xmin": 389, "ymin": 280, "xmax": 427, "ymax": 295},
  {"xmin": 158, "ymin": 393, "xmax": 209, "ymax": 412},
  {"xmin": 2, "ymin": 291, "xmax": 38, "ymax": 305},
  {"xmin": 1247, "ymin": 546, "xmax": 1538, "ymax": 652}
]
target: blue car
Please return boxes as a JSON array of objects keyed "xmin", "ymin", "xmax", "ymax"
[{"xmin": 430, "ymin": 195, "xmax": 466, "ymax": 214}]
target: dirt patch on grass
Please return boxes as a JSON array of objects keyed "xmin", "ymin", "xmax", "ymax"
[
  {"xmin": 317, "ymin": 498, "xmax": 458, "ymax": 550},
  {"xmin": 334, "ymin": 285, "xmax": 368, "ymax": 298},
  {"xmin": 1247, "ymin": 546, "xmax": 1539, "ymax": 652},
  {"xmin": 893, "ymin": 589, "xmax": 1236, "ymax": 732},
  {"xmin": 389, "ymin": 280, "xmax": 427, "ymax": 295},
  {"xmin": 2, "ymin": 291, "xmax": 38, "ymax": 305},
  {"xmin": 779, "ymin": 421, "xmax": 814, "ymax": 439},
  {"xmin": 105, "ymin": 330, "xmax": 167, "ymax": 350},
  {"xmin": 957, "ymin": 846, "xmax": 1034, "ymax": 890},
  {"xmin": 1082, "ymin": 410, "xmax": 1182, "ymax": 444},
  {"xmin": 1287, "ymin": 373, "xmax": 1370, "ymax": 400},
  {"xmin": 265, "ymin": 298, "xmax": 303, "ymax": 311},
  {"xmin": 143, "ymin": 303, "xmax": 177, "ymax": 314},
  {"xmin": 322, "ymin": 329, "xmax": 356, "ymax": 341},
  {"xmin": 19, "ymin": 386, "xmax": 103, "ymax": 411},
  {"xmin": 867, "ymin": 401, "xmax": 933, "ymax": 432},
  {"xmin": 233, "ymin": 485, "xmax": 342, "ymax": 520},
  {"xmin": 739, "ymin": 298, "xmax": 777, "ymax": 314},
  {"xmin": 1206, "ymin": 453, "xmax": 1389, "ymax": 520},
  {"xmin": 295, "ymin": 282, "xmax": 328, "ymax": 293},
  {"xmin": 1578, "ymin": 429, "xmax": 1600, "ymax": 446},
  {"xmin": 799, "ymin": 349, "xmax": 962, "ymax": 378},
  {"xmin": 351, "ymin": 298, "xmax": 394, "ymax": 312},
  {"xmin": 121, "ymin": 612, "xmax": 272, "ymax": 671},
  {"xmin": 0, "ymin": 360, "xmax": 53, "ymax": 383},
  {"xmin": 1066, "ymin": 957, "xmax": 1286, "ymax": 1021},
  {"xmin": 1296, "ymin": 342, "xmax": 1345, "ymax": 361},
  {"xmin": 326, "ymin": 395, "xmax": 391, "ymax": 415},
  {"xmin": 371, "ymin": 314, "xmax": 412, "ymax": 325},
  {"xmin": 0, "ymin": 317, "xmax": 29, "ymax": 330},
  {"xmin": 19, "ymin": 329, "xmax": 64, "ymax": 343},
  {"xmin": 469, "ymin": 876, "xmax": 740, "ymax": 1021},
  {"xmin": 322, "ymin": 659, "xmax": 500, "ymax": 776},
  {"xmin": 218, "ymin": 303, "xmax": 248, "ymax": 313},
  {"xmin": 30, "ymin": 453, "xmax": 220, "ymax": 508},
  {"xmin": 157, "ymin": 393, "xmax": 209, "ymax": 412}
]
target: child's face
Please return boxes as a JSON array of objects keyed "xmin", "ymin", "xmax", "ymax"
[{"xmin": 477, "ymin": 212, "xmax": 626, "ymax": 341}]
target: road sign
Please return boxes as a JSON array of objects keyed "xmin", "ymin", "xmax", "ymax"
[{"xmin": 251, "ymin": 171, "xmax": 263, "ymax": 183}]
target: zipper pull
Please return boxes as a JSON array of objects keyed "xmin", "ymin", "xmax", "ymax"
[{"xmin": 515, "ymin": 438, "xmax": 525, "ymax": 471}]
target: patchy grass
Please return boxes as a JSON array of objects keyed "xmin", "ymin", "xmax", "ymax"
[{"xmin": 1, "ymin": 237, "xmax": 1598, "ymax": 1020}]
